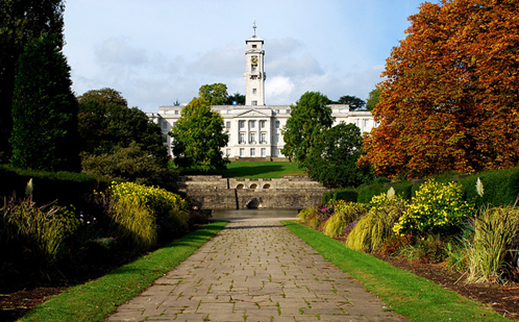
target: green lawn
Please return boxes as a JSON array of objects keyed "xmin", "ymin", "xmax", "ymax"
[
  {"xmin": 218, "ymin": 161, "xmax": 306, "ymax": 178},
  {"xmin": 283, "ymin": 220, "xmax": 509, "ymax": 322}
]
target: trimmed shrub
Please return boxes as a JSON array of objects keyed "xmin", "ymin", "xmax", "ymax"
[
  {"xmin": 323, "ymin": 201, "xmax": 368, "ymax": 239},
  {"xmin": 459, "ymin": 166, "xmax": 519, "ymax": 207},
  {"xmin": 357, "ymin": 180, "xmax": 414, "ymax": 204},
  {"xmin": 466, "ymin": 206, "xmax": 519, "ymax": 284},
  {"xmin": 322, "ymin": 188, "xmax": 358, "ymax": 204},
  {"xmin": 393, "ymin": 179, "xmax": 475, "ymax": 237}
]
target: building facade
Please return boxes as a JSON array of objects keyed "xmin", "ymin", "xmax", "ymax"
[{"xmin": 148, "ymin": 26, "xmax": 376, "ymax": 159}]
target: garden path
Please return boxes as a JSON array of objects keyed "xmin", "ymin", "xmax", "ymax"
[{"xmin": 106, "ymin": 218, "xmax": 407, "ymax": 322}]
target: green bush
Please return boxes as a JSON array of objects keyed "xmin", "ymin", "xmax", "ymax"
[
  {"xmin": 393, "ymin": 179, "xmax": 475, "ymax": 237},
  {"xmin": 346, "ymin": 205, "xmax": 403, "ymax": 253},
  {"xmin": 322, "ymin": 188, "xmax": 358, "ymax": 204},
  {"xmin": 466, "ymin": 206, "xmax": 519, "ymax": 284},
  {"xmin": 400, "ymin": 235, "xmax": 447, "ymax": 264},
  {"xmin": 0, "ymin": 194, "xmax": 77, "ymax": 280},
  {"xmin": 357, "ymin": 181, "xmax": 414, "ymax": 204},
  {"xmin": 109, "ymin": 182, "xmax": 189, "ymax": 241},
  {"xmin": 296, "ymin": 206, "xmax": 319, "ymax": 223},
  {"xmin": 323, "ymin": 201, "xmax": 368, "ymax": 239},
  {"xmin": 111, "ymin": 199, "xmax": 157, "ymax": 249},
  {"xmin": 459, "ymin": 166, "xmax": 519, "ymax": 207}
]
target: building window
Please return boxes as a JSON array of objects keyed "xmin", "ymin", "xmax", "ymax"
[
  {"xmin": 260, "ymin": 132, "xmax": 267, "ymax": 144},
  {"xmin": 239, "ymin": 120, "xmax": 245, "ymax": 129},
  {"xmin": 239, "ymin": 148, "xmax": 244, "ymax": 157},
  {"xmin": 275, "ymin": 109, "xmax": 280, "ymax": 114},
  {"xmin": 252, "ymin": 100, "xmax": 258, "ymax": 106},
  {"xmin": 250, "ymin": 120, "xmax": 255, "ymax": 128},
  {"xmin": 239, "ymin": 132, "xmax": 245, "ymax": 144},
  {"xmin": 275, "ymin": 133, "xmax": 279, "ymax": 143},
  {"xmin": 174, "ymin": 110, "xmax": 179, "ymax": 115},
  {"xmin": 162, "ymin": 121, "xmax": 168, "ymax": 130},
  {"xmin": 275, "ymin": 120, "xmax": 280, "ymax": 129},
  {"xmin": 226, "ymin": 121, "xmax": 231, "ymax": 129},
  {"xmin": 226, "ymin": 149, "xmax": 231, "ymax": 156},
  {"xmin": 250, "ymin": 132, "xmax": 256, "ymax": 144},
  {"xmin": 173, "ymin": 121, "xmax": 176, "ymax": 127},
  {"xmin": 274, "ymin": 149, "xmax": 280, "ymax": 157},
  {"xmin": 252, "ymin": 88, "xmax": 257, "ymax": 94},
  {"xmin": 250, "ymin": 148, "xmax": 256, "ymax": 157},
  {"xmin": 286, "ymin": 109, "xmax": 290, "ymax": 114},
  {"xmin": 261, "ymin": 148, "xmax": 266, "ymax": 157},
  {"xmin": 260, "ymin": 120, "xmax": 266, "ymax": 129},
  {"xmin": 364, "ymin": 119, "xmax": 369, "ymax": 127},
  {"xmin": 252, "ymin": 44, "xmax": 257, "ymax": 48}
]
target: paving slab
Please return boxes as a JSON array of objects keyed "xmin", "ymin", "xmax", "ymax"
[{"xmin": 107, "ymin": 218, "xmax": 407, "ymax": 322}]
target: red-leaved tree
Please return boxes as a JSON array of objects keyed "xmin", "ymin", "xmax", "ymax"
[{"xmin": 359, "ymin": 0, "xmax": 519, "ymax": 179}]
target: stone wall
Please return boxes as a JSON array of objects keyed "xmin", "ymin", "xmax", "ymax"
[{"xmin": 178, "ymin": 175, "xmax": 329, "ymax": 210}]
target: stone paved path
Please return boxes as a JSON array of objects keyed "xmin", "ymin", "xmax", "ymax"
[{"xmin": 107, "ymin": 219, "xmax": 407, "ymax": 322}]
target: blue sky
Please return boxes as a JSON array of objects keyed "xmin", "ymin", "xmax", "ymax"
[{"xmin": 63, "ymin": 0, "xmax": 431, "ymax": 112}]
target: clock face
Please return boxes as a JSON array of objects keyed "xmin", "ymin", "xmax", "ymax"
[{"xmin": 251, "ymin": 56, "xmax": 258, "ymax": 66}]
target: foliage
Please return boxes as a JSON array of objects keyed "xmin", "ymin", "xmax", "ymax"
[
  {"xmin": 81, "ymin": 142, "xmax": 178, "ymax": 191},
  {"xmin": 0, "ymin": 180, "xmax": 78, "ymax": 280},
  {"xmin": 109, "ymin": 181, "xmax": 189, "ymax": 241},
  {"xmin": 357, "ymin": 181, "xmax": 414, "ymax": 204},
  {"xmin": 10, "ymin": 34, "xmax": 80, "ymax": 172},
  {"xmin": 399, "ymin": 235, "xmax": 447, "ymax": 264},
  {"xmin": 0, "ymin": 0, "xmax": 65, "ymax": 162},
  {"xmin": 466, "ymin": 206, "xmax": 519, "ymax": 284},
  {"xmin": 346, "ymin": 205, "xmax": 405, "ymax": 254},
  {"xmin": 368, "ymin": 190, "xmax": 409, "ymax": 210},
  {"xmin": 335, "ymin": 95, "xmax": 365, "ymax": 110},
  {"xmin": 393, "ymin": 180, "xmax": 475, "ymax": 237},
  {"xmin": 226, "ymin": 92, "xmax": 245, "ymax": 105},
  {"xmin": 111, "ymin": 198, "xmax": 157, "ymax": 249},
  {"xmin": 305, "ymin": 122, "xmax": 373, "ymax": 188},
  {"xmin": 323, "ymin": 201, "xmax": 368, "ymax": 239},
  {"xmin": 296, "ymin": 206, "xmax": 318, "ymax": 223},
  {"xmin": 170, "ymin": 97, "xmax": 229, "ymax": 172},
  {"xmin": 281, "ymin": 91, "xmax": 333, "ymax": 165},
  {"xmin": 365, "ymin": 88, "xmax": 381, "ymax": 111},
  {"xmin": 77, "ymin": 88, "xmax": 167, "ymax": 162},
  {"xmin": 216, "ymin": 161, "xmax": 304, "ymax": 178},
  {"xmin": 359, "ymin": 0, "xmax": 519, "ymax": 179},
  {"xmin": 458, "ymin": 166, "xmax": 519, "ymax": 208},
  {"xmin": 198, "ymin": 83, "xmax": 228, "ymax": 105},
  {"xmin": 322, "ymin": 187, "xmax": 358, "ymax": 204}
]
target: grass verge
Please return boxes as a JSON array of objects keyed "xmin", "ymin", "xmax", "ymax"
[
  {"xmin": 282, "ymin": 220, "xmax": 509, "ymax": 322},
  {"xmin": 19, "ymin": 221, "xmax": 228, "ymax": 322},
  {"xmin": 219, "ymin": 161, "xmax": 305, "ymax": 178}
]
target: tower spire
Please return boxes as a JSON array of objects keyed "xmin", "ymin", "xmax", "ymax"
[{"xmin": 253, "ymin": 19, "xmax": 257, "ymax": 37}]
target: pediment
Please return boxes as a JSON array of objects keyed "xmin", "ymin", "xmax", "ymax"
[{"xmin": 235, "ymin": 109, "xmax": 271, "ymax": 118}]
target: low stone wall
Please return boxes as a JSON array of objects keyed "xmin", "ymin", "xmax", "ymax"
[{"xmin": 178, "ymin": 175, "xmax": 329, "ymax": 210}]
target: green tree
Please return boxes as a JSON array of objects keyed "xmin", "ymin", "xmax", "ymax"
[
  {"xmin": 0, "ymin": 0, "xmax": 65, "ymax": 162},
  {"xmin": 10, "ymin": 34, "xmax": 80, "ymax": 172},
  {"xmin": 365, "ymin": 88, "xmax": 381, "ymax": 111},
  {"xmin": 77, "ymin": 88, "xmax": 167, "ymax": 163},
  {"xmin": 198, "ymin": 83, "xmax": 228, "ymax": 105},
  {"xmin": 170, "ymin": 97, "xmax": 229, "ymax": 171},
  {"xmin": 306, "ymin": 123, "xmax": 372, "ymax": 188},
  {"xmin": 336, "ymin": 95, "xmax": 366, "ymax": 110},
  {"xmin": 281, "ymin": 91, "xmax": 333, "ymax": 167},
  {"xmin": 227, "ymin": 92, "xmax": 245, "ymax": 105}
]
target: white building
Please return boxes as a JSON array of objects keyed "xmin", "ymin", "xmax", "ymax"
[{"xmin": 148, "ymin": 25, "xmax": 376, "ymax": 160}]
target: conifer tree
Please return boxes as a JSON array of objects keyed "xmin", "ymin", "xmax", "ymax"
[{"xmin": 10, "ymin": 34, "xmax": 80, "ymax": 172}]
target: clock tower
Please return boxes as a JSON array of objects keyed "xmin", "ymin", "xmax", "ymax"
[{"xmin": 244, "ymin": 21, "xmax": 266, "ymax": 106}]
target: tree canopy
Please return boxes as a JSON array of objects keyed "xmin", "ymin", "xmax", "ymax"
[
  {"xmin": 365, "ymin": 88, "xmax": 381, "ymax": 111},
  {"xmin": 10, "ymin": 34, "xmax": 80, "ymax": 172},
  {"xmin": 281, "ymin": 91, "xmax": 333, "ymax": 166},
  {"xmin": 0, "ymin": 0, "xmax": 65, "ymax": 162},
  {"xmin": 306, "ymin": 123, "xmax": 373, "ymax": 188},
  {"xmin": 198, "ymin": 83, "xmax": 229, "ymax": 105},
  {"xmin": 77, "ymin": 88, "xmax": 167, "ymax": 163},
  {"xmin": 336, "ymin": 95, "xmax": 366, "ymax": 110},
  {"xmin": 359, "ymin": 0, "xmax": 519, "ymax": 179},
  {"xmin": 170, "ymin": 97, "xmax": 229, "ymax": 171}
]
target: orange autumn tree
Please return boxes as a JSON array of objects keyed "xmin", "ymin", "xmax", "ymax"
[{"xmin": 359, "ymin": 0, "xmax": 519, "ymax": 179}]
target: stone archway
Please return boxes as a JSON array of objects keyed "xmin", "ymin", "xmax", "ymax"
[
  {"xmin": 246, "ymin": 198, "xmax": 261, "ymax": 209},
  {"xmin": 263, "ymin": 183, "xmax": 271, "ymax": 189},
  {"xmin": 236, "ymin": 184, "xmax": 245, "ymax": 190},
  {"xmin": 249, "ymin": 183, "xmax": 258, "ymax": 190}
]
